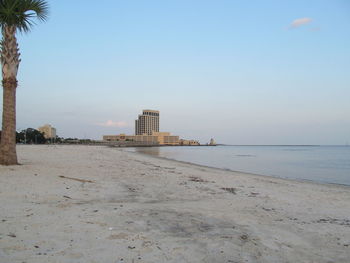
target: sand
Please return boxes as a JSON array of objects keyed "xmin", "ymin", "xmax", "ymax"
[{"xmin": 0, "ymin": 145, "xmax": 349, "ymax": 263}]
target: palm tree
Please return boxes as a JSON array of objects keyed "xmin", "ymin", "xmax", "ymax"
[{"xmin": 0, "ymin": 0, "xmax": 48, "ymax": 165}]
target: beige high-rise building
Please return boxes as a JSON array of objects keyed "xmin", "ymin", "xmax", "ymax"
[
  {"xmin": 135, "ymin": 109, "xmax": 159, "ymax": 135},
  {"xmin": 38, "ymin": 124, "xmax": 56, "ymax": 139}
]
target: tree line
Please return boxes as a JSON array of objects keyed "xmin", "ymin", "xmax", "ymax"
[
  {"xmin": 0, "ymin": 128, "xmax": 58, "ymax": 144},
  {"xmin": 0, "ymin": 128, "xmax": 97, "ymax": 145}
]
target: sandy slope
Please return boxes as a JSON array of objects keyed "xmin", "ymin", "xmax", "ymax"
[{"xmin": 0, "ymin": 145, "xmax": 349, "ymax": 263}]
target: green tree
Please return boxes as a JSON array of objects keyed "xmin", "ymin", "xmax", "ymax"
[
  {"xmin": 21, "ymin": 128, "xmax": 46, "ymax": 144},
  {"xmin": 16, "ymin": 128, "xmax": 46, "ymax": 144},
  {"xmin": 16, "ymin": 130, "xmax": 23, "ymax": 143},
  {"xmin": 0, "ymin": 0, "xmax": 48, "ymax": 165}
]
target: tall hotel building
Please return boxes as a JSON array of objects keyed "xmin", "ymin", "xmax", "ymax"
[{"xmin": 135, "ymin": 110, "xmax": 160, "ymax": 135}]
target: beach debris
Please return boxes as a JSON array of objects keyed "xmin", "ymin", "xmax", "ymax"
[
  {"xmin": 240, "ymin": 234, "xmax": 248, "ymax": 241},
  {"xmin": 249, "ymin": 192, "xmax": 259, "ymax": 197},
  {"xmin": 63, "ymin": 195, "xmax": 72, "ymax": 199},
  {"xmin": 58, "ymin": 175, "xmax": 94, "ymax": 183},
  {"xmin": 8, "ymin": 233, "xmax": 16, "ymax": 238},
  {"xmin": 221, "ymin": 187, "xmax": 237, "ymax": 194},
  {"xmin": 198, "ymin": 223, "xmax": 212, "ymax": 232},
  {"xmin": 221, "ymin": 235, "xmax": 234, "ymax": 239},
  {"xmin": 128, "ymin": 246, "xmax": 136, "ymax": 249},
  {"xmin": 128, "ymin": 187, "xmax": 138, "ymax": 192},
  {"xmin": 189, "ymin": 176, "xmax": 207, "ymax": 183},
  {"xmin": 315, "ymin": 218, "xmax": 350, "ymax": 226},
  {"xmin": 262, "ymin": 207, "xmax": 275, "ymax": 212}
]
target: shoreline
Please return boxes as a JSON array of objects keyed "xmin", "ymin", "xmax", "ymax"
[
  {"xmin": 1, "ymin": 145, "xmax": 349, "ymax": 262},
  {"xmin": 122, "ymin": 147, "xmax": 350, "ymax": 189}
]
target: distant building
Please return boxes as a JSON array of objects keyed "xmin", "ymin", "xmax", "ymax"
[
  {"xmin": 38, "ymin": 124, "xmax": 56, "ymax": 139},
  {"xmin": 103, "ymin": 109, "xmax": 202, "ymax": 146},
  {"xmin": 179, "ymin": 139, "xmax": 200, "ymax": 146},
  {"xmin": 209, "ymin": 138, "xmax": 216, "ymax": 146},
  {"xmin": 153, "ymin": 132, "xmax": 179, "ymax": 145},
  {"xmin": 103, "ymin": 131, "xmax": 179, "ymax": 146},
  {"xmin": 135, "ymin": 109, "xmax": 159, "ymax": 135}
]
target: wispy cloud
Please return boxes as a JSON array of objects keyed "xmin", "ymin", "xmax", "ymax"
[
  {"xmin": 289, "ymin": 17, "xmax": 313, "ymax": 29},
  {"xmin": 96, "ymin": 120, "xmax": 129, "ymax": 128}
]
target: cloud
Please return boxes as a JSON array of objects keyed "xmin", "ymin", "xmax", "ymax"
[
  {"xmin": 96, "ymin": 120, "xmax": 129, "ymax": 128},
  {"xmin": 289, "ymin": 17, "xmax": 313, "ymax": 29}
]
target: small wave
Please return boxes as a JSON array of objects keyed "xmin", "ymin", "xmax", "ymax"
[{"xmin": 283, "ymin": 149, "xmax": 310, "ymax": 152}]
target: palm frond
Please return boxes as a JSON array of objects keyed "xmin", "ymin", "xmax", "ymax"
[{"xmin": 0, "ymin": 0, "xmax": 49, "ymax": 32}]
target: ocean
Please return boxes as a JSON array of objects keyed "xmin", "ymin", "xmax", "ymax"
[{"xmin": 127, "ymin": 145, "xmax": 350, "ymax": 186}]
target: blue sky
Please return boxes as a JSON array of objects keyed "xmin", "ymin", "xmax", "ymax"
[{"xmin": 3, "ymin": 0, "xmax": 350, "ymax": 144}]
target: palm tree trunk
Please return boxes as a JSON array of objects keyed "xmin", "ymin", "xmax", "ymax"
[
  {"xmin": 0, "ymin": 77, "xmax": 17, "ymax": 165},
  {"xmin": 0, "ymin": 26, "xmax": 19, "ymax": 165}
]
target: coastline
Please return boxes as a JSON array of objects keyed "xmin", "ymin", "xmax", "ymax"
[
  {"xmin": 123, "ymin": 146, "xmax": 350, "ymax": 188},
  {"xmin": 1, "ymin": 145, "xmax": 349, "ymax": 263}
]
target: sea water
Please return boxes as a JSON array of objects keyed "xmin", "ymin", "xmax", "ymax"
[{"xmin": 127, "ymin": 146, "xmax": 350, "ymax": 186}]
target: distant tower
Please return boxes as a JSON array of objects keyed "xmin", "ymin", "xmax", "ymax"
[
  {"xmin": 135, "ymin": 110, "xmax": 160, "ymax": 135},
  {"xmin": 209, "ymin": 138, "xmax": 216, "ymax": 146}
]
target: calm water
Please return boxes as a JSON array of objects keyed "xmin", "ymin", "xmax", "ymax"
[{"xmin": 127, "ymin": 146, "xmax": 350, "ymax": 186}]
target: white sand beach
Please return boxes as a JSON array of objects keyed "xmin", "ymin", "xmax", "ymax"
[{"xmin": 0, "ymin": 145, "xmax": 349, "ymax": 263}]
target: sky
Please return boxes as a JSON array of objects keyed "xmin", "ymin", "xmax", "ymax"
[{"xmin": 2, "ymin": 0, "xmax": 349, "ymax": 144}]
